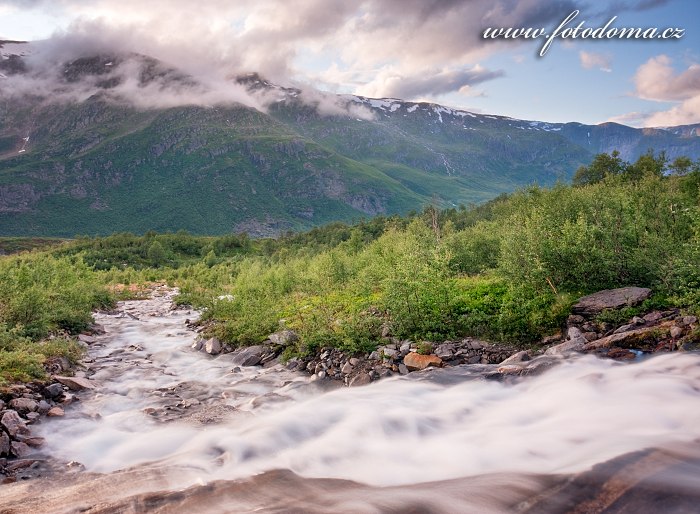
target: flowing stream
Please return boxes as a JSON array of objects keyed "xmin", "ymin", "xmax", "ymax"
[{"xmin": 4, "ymin": 288, "xmax": 700, "ymax": 513}]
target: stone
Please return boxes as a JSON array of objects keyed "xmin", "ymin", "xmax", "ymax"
[
  {"xmin": 572, "ymin": 287, "xmax": 652, "ymax": 317},
  {"xmin": 467, "ymin": 355, "xmax": 482, "ymax": 364},
  {"xmin": 204, "ymin": 337, "xmax": 222, "ymax": 355},
  {"xmin": 403, "ymin": 353, "xmax": 442, "ymax": 371},
  {"xmin": 0, "ymin": 399, "xmax": 4, "ymax": 411},
  {"xmin": 613, "ymin": 324, "xmax": 635, "ymax": 334},
  {"xmin": 500, "ymin": 350, "xmax": 530, "ymax": 365},
  {"xmin": 191, "ymin": 339, "xmax": 204, "ymax": 351},
  {"xmin": 8, "ymin": 398, "xmax": 38, "ymax": 414},
  {"xmin": 380, "ymin": 323, "xmax": 392, "ymax": 338},
  {"xmin": 44, "ymin": 383, "xmax": 64, "ymax": 398},
  {"xmin": 583, "ymin": 332, "xmax": 599, "ymax": 341},
  {"xmin": 631, "ymin": 316, "xmax": 644, "ymax": 325},
  {"xmin": 231, "ymin": 345, "xmax": 264, "ymax": 367},
  {"xmin": 670, "ymin": 326, "xmax": 684, "ymax": 339},
  {"xmin": 381, "ymin": 347, "xmax": 398, "ymax": 359},
  {"xmin": 317, "ymin": 370, "xmax": 327, "ymax": 379},
  {"xmin": 0, "ymin": 431, "xmax": 9, "ymax": 457},
  {"xmin": 434, "ymin": 343, "xmax": 456, "ymax": 359},
  {"xmin": 683, "ymin": 316, "xmax": 698, "ymax": 326},
  {"xmin": 583, "ymin": 325, "xmax": 670, "ymax": 351},
  {"xmin": 22, "ymin": 437, "xmax": 45, "ymax": 448},
  {"xmin": 498, "ymin": 364, "xmax": 523, "ymax": 375},
  {"xmin": 268, "ymin": 330, "xmax": 298, "ymax": 346},
  {"xmin": 37, "ymin": 400, "xmax": 52, "ymax": 414},
  {"xmin": 544, "ymin": 339, "xmax": 586, "ymax": 356},
  {"xmin": 349, "ymin": 373, "xmax": 372, "ymax": 387},
  {"xmin": 54, "ymin": 376, "xmax": 97, "ymax": 391},
  {"xmin": 10, "ymin": 441, "xmax": 31, "ymax": 458},
  {"xmin": 47, "ymin": 407, "xmax": 65, "ymax": 417},
  {"xmin": 644, "ymin": 311, "xmax": 664, "ymax": 323},
  {"xmin": 567, "ymin": 314, "xmax": 586, "ymax": 325},
  {"xmin": 349, "ymin": 357, "xmax": 360, "ymax": 366},
  {"xmin": 25, "ymin": 412, "xmax": 40, "ymax": 423},
  {"xmin": 399, "ymin": 341, "xmax": 411, "ymax": 353},
  {"xmin": 341, "ymin": 362, "xmax": 354, "ymax": 375},
  {"xmin": 398, "ymin": 363, "xmax": 409, "ymax": 375},
  {"xmin": 1, "ymin": 410, "xmax": 29, "ymax": 437},
  {"xmin": 77, "ymin": 334, "xmax": 98, "ymax": 344}
]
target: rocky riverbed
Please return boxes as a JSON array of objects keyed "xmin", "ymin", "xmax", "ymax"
[{"xmin": 2, "ymin": 286, "xmax": 700, "ymax": 513}]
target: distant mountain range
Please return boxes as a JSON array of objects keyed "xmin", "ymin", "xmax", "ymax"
[{"xmin": 1, "ymin": 41, "xmax": 698, "ymax": 237}]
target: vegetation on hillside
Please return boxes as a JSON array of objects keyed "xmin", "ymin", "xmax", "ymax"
[{"xmin": 2, "ymin": 150, "xmax": 700, "ymax": 383}]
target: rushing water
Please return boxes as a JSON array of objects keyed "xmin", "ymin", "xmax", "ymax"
[{"xmin": 7, "ymin": 288, "xmax": 700, "ymax": 512}]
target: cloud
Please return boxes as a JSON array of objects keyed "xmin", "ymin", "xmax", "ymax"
[
  {"xmin": 579, "ymin": 51, "xmax": 612, "ymax": 72},
  {"xmin": 633, "ymin": 55, "xmax": 700, "ymax": 102},
  {"xmin": 610, "ymin": 55, "xmax": 700, "ymax": 127},
  {"xmin": 355, "ymin": 66, "xmax": 504, "ymax": 99}
]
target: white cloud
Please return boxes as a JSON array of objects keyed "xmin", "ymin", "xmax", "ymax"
[
  {"xmin": 579, "ymin": 51, "xmax": 612, "ymax": 72},
  {"xmin": 612, "ymin": 55, "xmax": 700, "ymax": 127}
]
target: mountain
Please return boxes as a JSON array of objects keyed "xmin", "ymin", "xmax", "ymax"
[{"xmin": 1, "ymin": 42, "xmax": 699, "ymax": 237}]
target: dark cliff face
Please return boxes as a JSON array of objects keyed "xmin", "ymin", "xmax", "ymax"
[{"xmin": 0, "ymin": 50, "xmax": 698, "ymax": 236}]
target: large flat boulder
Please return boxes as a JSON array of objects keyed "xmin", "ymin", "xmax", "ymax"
[
  {"xmin": 403, "ymin": 353, "xmax": 442, "ymax": 371},
  {"xmin": 572, "ymin": 287, "xmax": 652, "ymax": 317},
  {"xmin": 583, "ymin": 324, "xmax": 671, "ymax": 351}
]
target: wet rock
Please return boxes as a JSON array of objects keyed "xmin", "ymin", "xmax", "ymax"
[
  {"xmin": 231, "ymin": 345, "xmax": 264, "ymax": 367},
  {"xmin": 191, "ymin": 339, "xmax": 204, "ymax": 351},
  {"xmin": 22, "ymin": 437, "xmax": 45, "ymax": 448},
  {"xmin": 54, "ymin": 376, "xmax": 98, "ymax": 391},
  {"xmin": 1, "ymin": 410, "xmax": 29, "ymax": 437},
  {"xmin": 47, "ymin": 406, "xmax": 65, "ymax": 417},
  {"xmin": 10, "ymin": 441, "xmax": 31, "ymax": 458},
  {"xmin": 78, "ymin": 334, "xmax": 98, "ymax": 344},
  {"xmin": 44, "ymin": 383, "xmax": 64, "ymax": 398},
  {"xmin": 572, "ymin": 287, "xmax": 652, "ymax": 317},
  {"xmin": 545, "ymin": 339, "xmax": 586, "ymax": 356},
  {"xmin": 25, "ymin": 412, "xmax": 40, "ymax": 423},
  {"xmin": 500, "ymin": 350, "xmax": 530, "ymax": 365},
  {"xmin": 8, "ymin": 398, "xmax": 38, "ymax": 414},
  {"xmin": 268, "ymin": 330, "xmax": 298, "ymax": 346},
  {"xmin": 36, "ymin": 400, "xmax": 52, "ymax": 414},
  {"xmin": 398, "ymin": 363, "xmax": 409, "ymax": 375},
  {"xmin": 583, "ymin": 325, "xmax": 670, "ymax": 351},
  {"xmin": 204, "ymin": 337, "xmax": 222, "ymax": 355},
  {"xmin": 349, "ymin": 373, "xmax": 372, "ymax": 387},
  {"xmin": 404, "ymin": 353, "xmax": 442, "ymax": 371},
  {"xmin": 0, "ymin": 431, "xmax": 9, "ymax": 457}
]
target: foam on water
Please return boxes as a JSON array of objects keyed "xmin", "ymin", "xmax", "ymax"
[{"xmin": 37, "ymin": 291, "xmax": 700, "ymax": 491}]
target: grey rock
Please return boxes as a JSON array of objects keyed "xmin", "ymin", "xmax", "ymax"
[
  {"xmin": 1, "ymin": 410, "xmax": 29, "ymax": 437},
  {"xmin": 399, "ymin": 341, "xmax": 411, "ymax": 353},
  {"xmin": 44, "ymin": 383, "xmax": 64, "ymax": 398},
  {"xmin": 368, "ymin": 351, "xmax": 380, "ymax": 360},
  {"xmin": 469, "ymin": 340, "xmax": 484, "ymax": 350},
  {"xmin": 381, "ymin": 347, "xmax": 398, "ymax": 359},
  {"xmin": 644, "ymin": 311, "xmax": 664, "ymax": 323},
  {"xmin": 191, "ymin": 339, "xmax": 204, "ymax": 351},
  {"xmin": 37, "ymin": 401, "xmax": 52, "ymax": 414},
  {"xmin": 8, "ymin": 398, "xmax": 37, "ymax": 414},
  {"xmin": 10, "ymin": 441, "xmax": 31, "ymax": 458},
  {"xmin": 467, "ymin": 355, "xmax": 482, "ymax": 364},
  {"xmin": 268, "ymin": 330, "xmax": 298, "ymax": 346},
  {"xmin": 25, "ymin": 412, "xmax": 40, "ymax": 423},
  {"xmin": 204, "ymin": 337, "xmax": 222, "ymax": 355},
  {"xmin": 0, "ymin": 399, "xmax": 4, "ymax": 411},
  {"xmin": 349, "ymin": 373, "xmax": 372, "ymax": 387},
  {"xmin": 349, "ymin": 357, "xmax": 360, "ymax": 366},
  {"xmin": 567, "ymin": 327, "xmax": 584, "ymax": 340},
  {"xmin": 500, "ymin": 350, "xmax": 530, "ymax": 365},
  {"xmin": 545, "ymin": 339, "xmax": 586, "ymax": 356},
  {"xmin": 670, "ymin": 326, "xmax": 684, "ymax": 338},
  {"xmin": 231, "ymin": 345, "xmax": 264, "ymax": 366},
  {"xmin": 0, "ymin": 431, "xmax": 9, "ymax": 457},
  {"xmin": 572, "ymin": 287, "xmax": 652, "ymax": 317},
  {"xmin": 78, "ymin": 334, "xmax": 98, "ymax": 344},
  {"xmin": 398, "ymin": 363, "xmax": 409, "ymax": 375},
  {"xmin": 631, "ymin": 316, "xmax": 644, "ymax": 325},
  {"xmin": 341, "ymin": 362, "xmax": 354, "ymax": 375},
  {"xmin": 613, "ymin": 324, "xmax": 635, "ymax": 334},
  {"xmin": 683, "ymin": 316, "xmax": 698, "ymax": 326},
  {"xmin": 54, "ymin": 376, "xmax": 97, "ymax": 391},
  {"xmin": 317, "ymin": 370, "xmax": 327, "ymax": 379}
]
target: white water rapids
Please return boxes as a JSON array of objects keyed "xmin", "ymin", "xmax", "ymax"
[{"xmin": 16, "ymin": 288, "xmax": 700, "ymax": 511}]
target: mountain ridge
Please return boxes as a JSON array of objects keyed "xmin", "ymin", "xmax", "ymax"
[{"xmin": 0, "ymin": 44, "xmax": 698, "ymax": 236}]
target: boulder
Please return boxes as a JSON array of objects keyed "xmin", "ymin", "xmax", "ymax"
[
  {"xmin": 500, "ymin": 350, "xmax": 530, "ymax": 365},
  {"xmin": 398, "ymin": 363, "xmax": 409, "ymax": 375},
  {"xmin": 0, "ymin": 431, "xmax": 9, "ymax": 457},
  {"xmin": 268, "ymin": 330, "xmax": 298, "ymax": 346},
  {"xmin": 670, "ymin": 326, "xmax": 684, "ymax": 339},
  {"xmin": 1, "ymin": 411, "xmax": 29, "ymax": 438},
  {"xmin": 77, "ymin": 334, "xmax": 98, "ymax": 344},
  {"xmin": 545, "ymin": 339, "xmax": 586, "ymax": 356},
  {"xmin": 349, "ymin": 373, "xmax": 372, "ymax": 387},
  {"xmin": 583, "ymin": 325, "xmax": 670, "ymax": 351},
  {"xmin": 54, "ymin": 376, "xmax": 98, "ymax": 391},
  {"xmin": 191, "ymin": 339, "xmax": 204, "ymax": 351},
  {"xmin": 403, "ymin": 353, "xmax": 442, "ymax": 371},
  {"xmin": 231, "ymin": 345, "xmax": 264, "ymax": 366},
  {"xmin": 44, "ymin": 383, "xmax": 64, "ymax": 398},
  {"xmin": 47, "ymin": 407, "xmax": 65, "ymax": 417},
  {"xmin": 10, "ymin": 441, "xmax": 31, "ymax": 458},
  {"xmin": 8, "ymin": 398, "xmax": 38, "ymax": 415},
  {"xmin": 572, "ymin": 287, "xmax": 652, "ymax": 317},
  {"xmin": 204, "ymin": 338, "xmax": 222, "ymax": 355}
]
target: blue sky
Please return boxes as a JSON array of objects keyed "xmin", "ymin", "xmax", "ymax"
[{"xmin": 1, "ymin": 0, "xmax": 698, "ymax": 126}]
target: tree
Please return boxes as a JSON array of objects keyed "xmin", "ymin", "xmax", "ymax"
[
  {"xmin": 626, "ymin": 149, "xmax": 667, "ymax": 181},
  {"xmin": 669, "ymin": 156, "xmax": 695, "ymax": 176},
  {"xmin": 147, "ymin": 241, "xmax": 166, "ymax": 266},
  {"xmin": 572, "ymin": 151, "xmax": 627, "ymax": 186}
]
